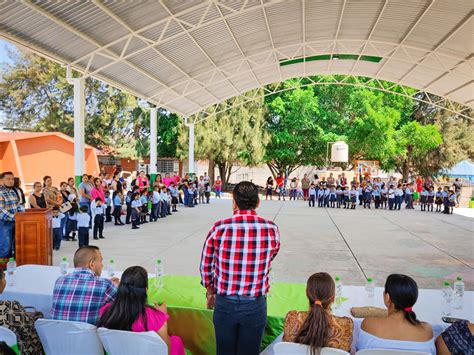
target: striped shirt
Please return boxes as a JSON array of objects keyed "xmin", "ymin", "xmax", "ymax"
[
  {"xmin": 0, "ymin": 186, "xmax": 25, "ymax": 222},
  {"xmin": 200, "ymin": 210, "xmax": 280, "ymax": 297},
  {"xmin": 51, "ymin": 268, "xmax": 117, "ymax": 325}
]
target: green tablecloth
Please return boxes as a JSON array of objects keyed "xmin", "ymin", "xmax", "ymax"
[{"xmin": 147, "ymin": 275, "xmax": 309, "ymax": 355}]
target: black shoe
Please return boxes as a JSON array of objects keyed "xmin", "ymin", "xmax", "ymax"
[
  {"xmin": 99, "ymin": 236, "xmax": 105, "ymax": 239},
  {"xmin": 93, "ymin": 237, "xmax": 99, "ymax": 240},
  {"xmin": 132, "ymin": 226, "xmax": 140, "ymax": 229}
]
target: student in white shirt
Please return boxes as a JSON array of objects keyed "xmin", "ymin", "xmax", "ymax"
[
  {"xmin": 151, "ymin": 186, "xmax": 161, "ymax": 221},
  {"xmin": 93, "ymin": 198, "xmax": 105, "ymax": 240},
  {"xmin": 52, "ymin": 207, "xmax": 65, "ymax": 251},
  {"xmin": 77, "ymin": 205, "xmax": 91, "ymax": 247}
]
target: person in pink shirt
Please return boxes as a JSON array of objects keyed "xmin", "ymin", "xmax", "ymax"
[
  {"xmin": 162, "ymin": 173, "xmax": 173, "ymax": 187},
  {"xmin": 136, "ymin": 171, "xmax": 149, "ymax": 193},
  {"xmin": 91, "ymin": 178, "xmax": 105, "ymax": 203},
  {"xmin": 98, "ymin": 266, "xmax": 185, "ymax": 355}
]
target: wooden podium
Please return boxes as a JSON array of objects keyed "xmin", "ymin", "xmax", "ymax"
[{"xmin": 15, "ymin": 208, "xmax": 53, "ymax": 266}]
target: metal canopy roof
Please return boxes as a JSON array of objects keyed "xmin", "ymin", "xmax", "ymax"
[{"xmin": 1, "ymin": 0, "xmax": 472, "ymax": 117}]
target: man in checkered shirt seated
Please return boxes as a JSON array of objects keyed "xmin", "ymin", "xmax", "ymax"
[
  {"xmin": 200, "ymin": 181, "xmax": 281, "ymax": 355},
  {"xmin": 51, "ymin": 246, "xmax": 119, "ymax": 325}
]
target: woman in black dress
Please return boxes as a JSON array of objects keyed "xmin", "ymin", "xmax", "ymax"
[
  {"xmin": 266, "ymin": 176, "xmax": 274, "ymax": 200},
  {"xmin": 28, "ymin": 182, "xmax": 47, "ymax": 208}
]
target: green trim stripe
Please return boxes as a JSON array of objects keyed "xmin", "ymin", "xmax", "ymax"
[{"xmin": 280, "ymin": 54, "xmax": 382, "ymax": 66}]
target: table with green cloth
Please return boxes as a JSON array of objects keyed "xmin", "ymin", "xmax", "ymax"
[{"xmin": 147, "ymin": 275, "xmax": 309, "ymax": 355}]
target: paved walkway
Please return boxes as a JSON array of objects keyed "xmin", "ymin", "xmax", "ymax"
[{"xmin": 54, "ymin": 199, "xmax": 473, "ymax": 290}]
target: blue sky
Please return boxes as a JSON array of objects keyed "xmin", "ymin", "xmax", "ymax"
[{"xmin": 0, "ymin": 39, "xmax": 17, "ymax": 67}]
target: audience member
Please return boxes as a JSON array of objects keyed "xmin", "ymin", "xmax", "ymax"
[
  {"xmin": 436, "ymin": 320, "xmax": 474, "ymax": 355},
  {"xmin": 51, "ymin": 246, "xmax": 118, "ymax": 324},
  {"xmin": 200, "ymin": 181, "xmax": 280, "ymax": 355},
  {"xmin": 12, "ymin": 178, "xmax": 25, "ymax": 207},
  {"xmin": 0, "ymin": 172, "xmax": 24, "ymax": 260},
  {"xmin": 42, "ymin": 176, "xmax": 61, "ymax": 207},
  {"xmin": 283, "ymin": 272, "xmax": 353, "ymax": 353},
  {"xmin": 28, "ymin": 182, "xmax": 47, "ymax": 208},
  {"xmin": 356, "ymin": 274, "xmax": 436, "ymax": 354},
  {"xmin": 98, "ymin": 266, "xmax": 185, "ymax": 355},
  {"xmin": 0, "ymin": 268, "xmax": 43, "ymax": 354}
]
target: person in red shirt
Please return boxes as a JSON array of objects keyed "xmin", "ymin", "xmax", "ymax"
[
  {"xmin": 200, "ymin": 181, "xmax": 280, "ymax": 355},
  {"xmin": 275, "ymin": 174, "xmax": 285, "ymax": 201}
]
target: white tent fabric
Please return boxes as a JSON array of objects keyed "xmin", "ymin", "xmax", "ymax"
[
  {"xmin": 0, "ymin": 1, "xmax": 472, "ymax": 117},
  {"xmin": 447, "ymin": 160, "xmax": 474, "ymax": 176}
]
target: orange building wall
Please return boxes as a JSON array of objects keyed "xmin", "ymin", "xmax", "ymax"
[
  {"xmin": 1, "ymin": 135, "xmax": 100, "ymax": 189},
  {"xmin": 0, "ymin": 141, "xmax": 19, "ymax": 176}
]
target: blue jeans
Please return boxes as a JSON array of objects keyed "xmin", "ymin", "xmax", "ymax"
[
  {"xmin": 0, "ymin": 220, "xmax": 14, "ymax": 258},
  {"xmin": 213, "ymin": 295, "xmax": 267, "ymax": 355},
  {"xmin": 53, "ymin": 227, "xmax": 62, "ymax": 250}
]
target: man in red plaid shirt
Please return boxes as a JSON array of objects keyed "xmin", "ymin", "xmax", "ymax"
[{"xmin": 200, "ymin": 181, "xmax": 280, "ymax": 355}]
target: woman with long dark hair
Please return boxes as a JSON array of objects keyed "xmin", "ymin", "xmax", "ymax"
[
  {"xmin": 98, "ymin": 266, "xmax": 185, "ymax": 355},
  {"xmin": 356, "ymin": 274, "xmax": 435, "ymax": 354},
  {"xmin": 283, "ymin": 272, "xmax": 353, "ymax": 354},
  {"xmin": 265, "ymin": 176, "xmax": 274, "ymax": 200}
]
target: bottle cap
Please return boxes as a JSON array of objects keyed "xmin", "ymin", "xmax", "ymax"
[
  {"xmin": 156, "ymin": 259, "xmax": 161, "ymax": 264},
  {"xmin": 443, "ymin": 281, "xmax": 450, "ymax": 286},
  {"xmin": 9, "ymin": 257, "xmax": 14, "ymax": 262},
  {"xmin": 62, "ymin": 257, "xmax": 67, "ymax": 262},
  {"xmin": 367, "ymin": 277, "xmax": 373, "ymax": 282},
  {"xmin": 335, "ymin": 276, "xmax": 341, "ymax": 281},
  {"xmin": 456, "ymin": 276, "xmax": 463, "ymax": 281},
  {"xmin": 109, "ymin": 259, "xmax": 114, "ymax": 263}
]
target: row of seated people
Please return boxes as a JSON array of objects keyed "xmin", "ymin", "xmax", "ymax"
[{"xmin": 0, "ymin": 246, "xmax": 471, "ymax": 354}]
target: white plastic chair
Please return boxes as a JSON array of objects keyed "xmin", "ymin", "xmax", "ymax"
[
  {"xmin": 35, "ymin": 319, "xmax": 103, "ymax": 355},
  {"xmin": 97, "ymin": 327, "xmax": 168, "ymax": 355},
  {"xmin": 274, "ymin": 342, "xmax": 349, "ymax": 355},
  {"xmin": 0, "ymin": 326, "xmax": 17, "ymax": 347},
  {"xmin": 356, "ymin": 350, "xmax": 430, "ymax": 355}
]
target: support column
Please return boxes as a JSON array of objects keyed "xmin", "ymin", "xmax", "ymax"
[
  {"xmin": 149, "ymin": 107, "xmax": 158, "ymax": 187},
  {"xmin": 188, "ymin": 122, "xmax": 195, "ymax": 179},
  {"xmin": 73, "ymin": 78, "xmax": 85, "ymax": 188}
]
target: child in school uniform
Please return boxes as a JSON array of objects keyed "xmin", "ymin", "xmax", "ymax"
[
  {"xmin": 93, "ymin": 198, "xmax": 105, "ymax": 240},
  {"xmin": 442, "ymin": 186, "xmax": 450, "ymax": 214},
  {"xmin": 161, "ymin": 187, "xmax": 171, "ymax": 216},
  {"xmin": 427, "ymin": 186, "xmax": 435, "ymax": 212},
  {"xmin": 205, "ymin": 183, "xmax": 211, "ymax": 204},
  {"xmin": 329, "ymin": 186, "xmax": 336, "ymax": 208},
  {"xmin": 363, "ymin": 186, "xmax": 372, "ymax": 209},
  {"xmin": 104, "ymin": 191, "xmax": 112, "ymax": 222},
  {"xmin": 125, "ymin": 191, "xmax": 132, "ymax": 224},
  {"xmin": 66, "ymin": 203, "xmax": 78, "ymax": 241},
  {"xmin": 420, "ymin": 187, "xmax": 428, "ymax": 212},
  {"xmin": 380, "ymin": 185, "xmax": 388, "ymax": 209},
  {"xmin": 140, "ymin": 191, "xmax": 149, "ymax": 223},
  {"xmin": 336, "ymin": 186, "xmax": 343, "ymax": 208},
  {"xmin": 358, "ymin": 185, "xmax": 364, "ymax": 205},
  {"xmin": 343, "ymin": 186, "xmax": 350, "ymax": 209},
  {"xmin": 112, "ymin": 191, "xmax": 124, "ymax": 225},
  {"xmin": 448, "ymin": 189, "xmax": 456, "ymax": 214},
  {"xmin": 169, "ymin": 182, "xmax": 179, "ymax": 212},
  {"xmin": 308, "ymin": 184, "xmax": 316, "ymax": 207},
  {"xmin": 394, "ymin": 184, "xmax": 403, "ymax": 210},
  {"xmin": 77, "ymin": 205, "xmax": 91, "ymax": 248},
  {"xmin": 388, "ymin": 186, "xmax": 395, "ymax": 210},
  {"xmin": 323, "ymin": 187, "xmax": 330, "ymax": 208},
  {"xmin": 435, "ymin": 187, "xmax": 444, "ymax": 212},
  {"xmin": 317, "ymin": 187, "xmax": 324, "ymax": 207},
  {"xmin": 131, "ymin": 193, "xmax": 141, "ymax": 229},
  {"xmin": 188, "ymin": 184, "xmax": 195, "ymax": 208},
  {"xmin": 52, "ymin": 207, "xmax": 65, "ymax": 251},
  {"xmin": 151, "ymin": 186, "xmax": 161, "ymax": 221},
  {"xmin": 405, "ymin": 185, "xmax": 414, "ymax": 209},
  {"xmin": 349, "ymin": 186, "xmax": 357, "ymax": 209},
  {"xmin": 372, "ymin": 185, "xmax": 381, "ymax": 209},
  {"xmin": 193, "ymin": 182, "xmax": 199, "ymax": 206}
]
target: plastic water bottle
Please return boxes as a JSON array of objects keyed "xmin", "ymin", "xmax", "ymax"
[
  {"xmin": 365, "ymin": 277, "xmax": 375, "ymax": 306},
  {"xmin": 441, "ymin": 281, "xmax": 453, "ymax": 316},
  {"xmin": 6, "ymin": 258, "xmax": 16, "ymax": 287},
  {"xmin": 453, "ymin": 276, "xmax": 465, "ymax": 310},
  {"xmin": 60, "ymin": 257, "xmax": 68, "ymax": 275},
  {"xmin": 155, "ymin": 259, "xmax": 163, "ymax": 289},
  {"xmin": 335, "ymin": 276, "xmax": 342, "ymax": 309},
  {"xmin": 107, "ymin": 259, "xmax": 115, "ymax": 278}
]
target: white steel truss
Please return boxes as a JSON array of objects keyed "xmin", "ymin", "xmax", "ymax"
[{"xmin": 0, "ymin": 0, "xmax": 472, "ymax": 117}]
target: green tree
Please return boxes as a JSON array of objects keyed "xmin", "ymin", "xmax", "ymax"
[{"xmin": 265, "ymin": 82, "xmax": 326, "ymax": 177}]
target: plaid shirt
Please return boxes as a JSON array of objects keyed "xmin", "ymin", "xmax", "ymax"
[
  {"xmin": 200, "ymin": 210, "xmax": 280, "ymax": 297},
  {"xmin": 51, "ymin": 268, "xmax": 117, "ymax": 325},
  {"xmin": 0, "ymin": 186, "xmax": 25, "ymax": 222}
]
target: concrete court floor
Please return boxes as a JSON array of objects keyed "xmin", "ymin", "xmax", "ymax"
[{"xmin": 54, "ymin": 198, "xmax": 474, "ymax": 290}]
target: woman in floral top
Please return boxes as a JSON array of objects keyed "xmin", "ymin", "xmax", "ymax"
[{"xmin": 283, "ymin": 272, "xmax": 353, "ymax": 353}]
